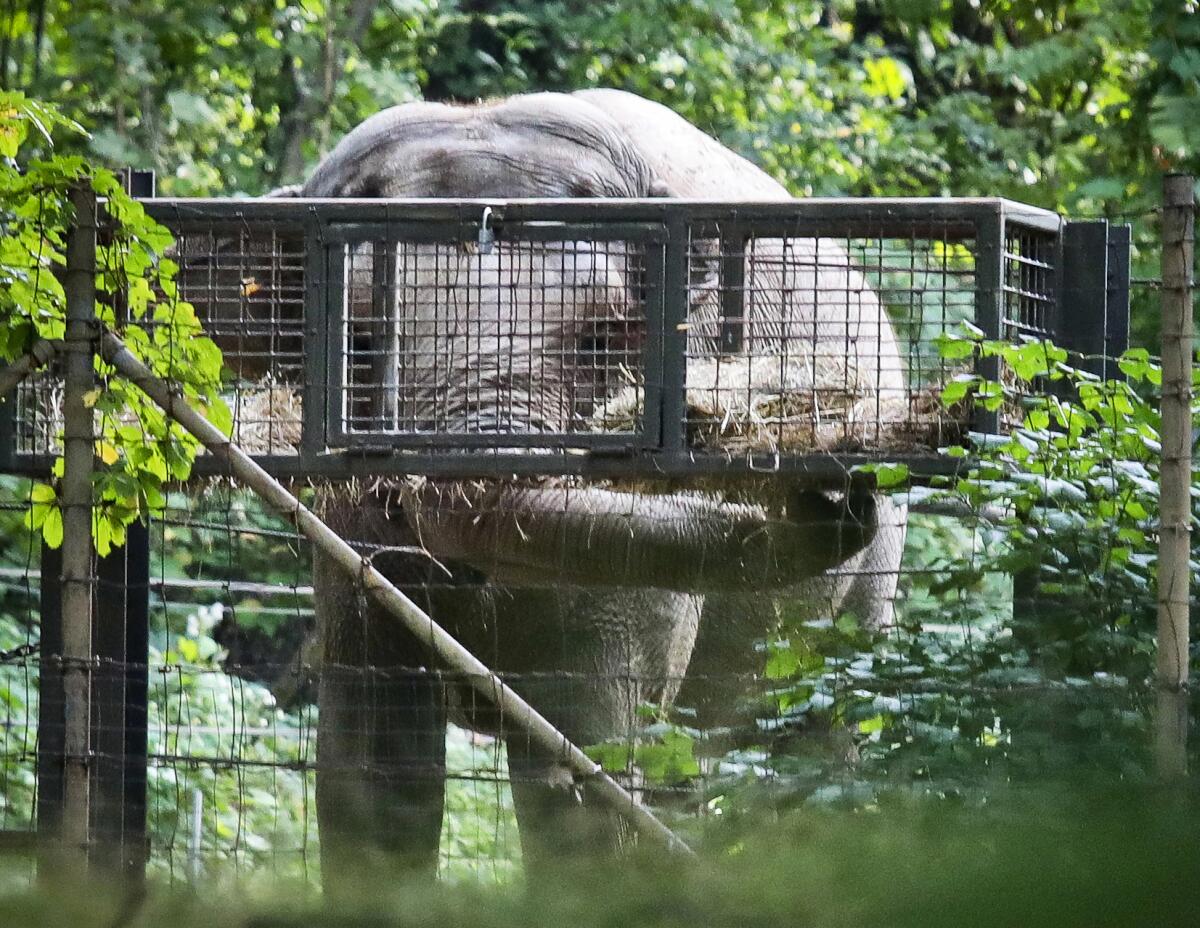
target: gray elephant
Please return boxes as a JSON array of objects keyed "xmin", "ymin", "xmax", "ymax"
[{"xmin": 274, "ymin": 90, "xmax": 905, "ymax": 885}]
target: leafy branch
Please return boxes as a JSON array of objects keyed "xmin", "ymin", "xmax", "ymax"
[{"xmin": 0, "ymin": 91, "xmax": 229, "ymax": 554}]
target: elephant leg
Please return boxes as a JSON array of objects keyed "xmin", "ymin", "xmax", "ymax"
[
  {"xmin": 314, "ymin": 546, "xmax": 448, "ymax": 891},
  {"xmin": 835, "ymin": 498, "xmax": 907, "ymax": 629},
  {"xmin": 493, "ymin": 588, "xmax": 697, "ymax": 875},
  {"xmin": 676, "ymin": 591, "xmax": 777, "ymax": 730},
  {"xmin": 504, "ymin": 678, "xmax": 632, "ymax": 874}
]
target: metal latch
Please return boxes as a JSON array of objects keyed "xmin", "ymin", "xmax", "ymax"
[{"xmin": 478, "ymin": 206, "xmax": 495, "ymax": 255}]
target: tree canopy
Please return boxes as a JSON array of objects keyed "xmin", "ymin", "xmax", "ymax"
[{"xmin": 1, "ymin": 0, "xmax": 1195, "ymax": 214}]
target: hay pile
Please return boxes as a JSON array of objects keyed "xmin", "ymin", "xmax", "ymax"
[
  {"xmin": 593, "ymin": 354, "xmax": 953, "ymax": 455},
  {"xmin": 227, "ymin": 357, "xmax": 961, "ymax": 460},
  {"xmin": 230, "ymin": 382, "xmax": 303, "ymax": 455}
]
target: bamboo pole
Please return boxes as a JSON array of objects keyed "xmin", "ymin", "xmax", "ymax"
[
  {"xmin": 61, "ymin": 183, "xmax": 98, "ymax": 861},
  {"xmin": 1156, "ymin": 173, "xmax": 1194, "ymax": 780},
  {"xmin": 96, "ymin": 328, "xmax": 694, "ymax": 858}
]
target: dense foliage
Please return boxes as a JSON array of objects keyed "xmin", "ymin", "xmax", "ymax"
[
  {"xmin": 3, "ymin": 1, "xmax": 1196, "ymax": 203},
  {"xmin": 0, "ymin": 94, "xmax": 228, "ymax": 553}
]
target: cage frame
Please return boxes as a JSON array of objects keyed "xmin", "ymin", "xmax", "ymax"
[{"xmin": 0, "ymin": 196, "xmax": 1129, "ymax": 485}]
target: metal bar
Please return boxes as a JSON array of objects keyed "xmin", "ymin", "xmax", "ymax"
[
  {"xmin": 301, "ymin": 214, "xmax": 329, "ymax": 456},
  {"xmin": 638, "ymin": 242, "xmax": 666, "ymax": 451},
  {"xmin": 381, "ymin": 240, "xmax": 399, "ymax": 430},
  {"xmin": 141, "ymin": 196, "xmax": 1060, "ymax": 233},
  {"xmin": 369, "ymin": 240, "xmax": 399, "ymax": 428},
  {"xmin": 60, "ymin": 182, "xmax": 98, "ymax": 865},
  {"xmin": 1156, "ymin": 172, "xmax": 1194, "ymax": 781},
  {"xmin": 1106, "ymin": 224, "xmax": 1132, "ymax": 379},
  {"xmin": 971, "ymin": 209, "xmax": 1004, "ymax": 435},
  {"xmin": 1060, "ymin": 221, "xmax": 1110, "ymax": 378},
  {"xmin": 659, "ymin": 215, "xmax": 689, "ymax": 458},
  {"xmin": 325, "ymin": 241, "xmax": 350, "ymax": 447},
  {"xmin": 718, "ymin": 225, "xmax": 746, "ymax": 354},
  {"xmin": 97, "ymin": 327, "xmax": 694, "ymax": 858}
]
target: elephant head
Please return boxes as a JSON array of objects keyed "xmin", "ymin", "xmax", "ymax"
[{"xmin": 294, "ymin": 92, "xmax": 879, "ymax": 589}]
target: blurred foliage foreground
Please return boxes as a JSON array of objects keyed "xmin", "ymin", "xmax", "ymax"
[{"xmin": 3, "ymin": 788, "xmax": 1200, "ymax": 928}]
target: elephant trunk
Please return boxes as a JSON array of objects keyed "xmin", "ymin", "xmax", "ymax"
[{"xmin": 403, "ymin": 482, "xmax": 876, "ymax": 593}]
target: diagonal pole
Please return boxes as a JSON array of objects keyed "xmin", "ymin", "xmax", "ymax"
[{"xmin": 96, "ymin": 328, "xmax": 694, "ymax": 858}]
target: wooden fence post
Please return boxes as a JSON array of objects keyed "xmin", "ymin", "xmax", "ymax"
[
  {"xmin": 60, "ymin": 181, "xmax": 97, "ymax": 866},
  {"xmin": 1156, "ymin": 173, "xmax": 1194, "ymax": 780}
]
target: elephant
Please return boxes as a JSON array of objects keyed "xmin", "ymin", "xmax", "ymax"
[{"xmin": 263, "ymin": 90, "xmax": 906, "ymax": 886}]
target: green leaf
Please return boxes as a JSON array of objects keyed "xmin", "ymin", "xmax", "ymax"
[{"xmin": 42, "ymin": 507, "xmax": 63, "ymax": 549}]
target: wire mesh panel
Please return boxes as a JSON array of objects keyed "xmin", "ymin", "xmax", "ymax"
[
  {"xmin": 328, "ymin": 223, "xmax": 657, "ymax": 452},
  {"xmin": 1002, "ymin": 224, "xmax": 1057, "ymax": 342},
  {"xmin": 672, "ymin": 221, "xmax": 976, "ymax": 459},
  {"xmin": 172, "ymin": 222, "xmax": 307, "ymax": 456}
]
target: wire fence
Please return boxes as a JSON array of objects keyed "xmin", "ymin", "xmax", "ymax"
[{"xmin": 1, "ymin": 191, "xmax": 1194, "ymax": 892}]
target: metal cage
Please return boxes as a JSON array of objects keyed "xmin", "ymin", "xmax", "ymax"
[{"xmin": 0, "ymin": 197, "xmax": 1130, "ymax": 483}]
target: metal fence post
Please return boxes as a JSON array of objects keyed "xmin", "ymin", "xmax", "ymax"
[{"xmin": 1156, "ymin": 173, "xmax": 1194, "ymax": 780}]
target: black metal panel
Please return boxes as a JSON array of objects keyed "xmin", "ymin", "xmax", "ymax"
[
  {"xmin": 119, "ymin": 169, "xmax": 156, "ymax": 198},
  {"xmin": 1060, "ymin": 221, "xmax": 1110, "ymax": 379},
  {"xmin": 35, "ymin": 540, "xmax": 64, "ymax": 877},
  {"xmin": 91, "ymin": 519, "xmax": 149, "ymax": 881},
  {"xmin": 36, "ymin": 524, "xmax": 149, "ymax": 880}
]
